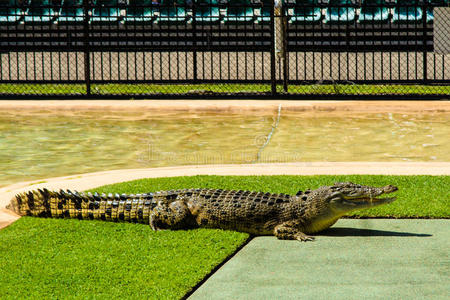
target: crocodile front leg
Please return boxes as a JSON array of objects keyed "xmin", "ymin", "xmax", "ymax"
[
  {"xmin": 150, "ymin": 200, "xmax": 196, "ymax": 231},
  {"xmin": 274, "ymin": 222, "xmax": 315, "ymax": 242}
]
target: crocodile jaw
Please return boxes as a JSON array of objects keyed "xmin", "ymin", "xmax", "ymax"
[
  {"xmin": 342, "ymin": 196, "xmax": 397, "ymax": 209},
  {"xmin": 329, "ymin": 184, "xmax": 398, "ymax": 213}
]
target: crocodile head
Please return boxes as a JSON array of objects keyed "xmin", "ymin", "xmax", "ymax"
[
  {"xmin": 327, "ymin": 182, "xmax": 398, "ymax": 213},
  {"xmin": 301, "ymin": 182, "xmax": 398, "ymax": 234}
]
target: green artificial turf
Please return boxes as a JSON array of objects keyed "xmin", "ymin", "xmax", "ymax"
[
  {"xmin": 0, "ymin": 175, "xmax": 448, "ymax": 299},
  {"xmin": 287, "ymin": 84, "xmax": 450, "ymax": 95},
  {"xmin": 0, "ymin": 83, "xmax": 448, "ymax": 96},
  {"xmin": 0, "ymin": 218, "xmax": 249, "ymax": 299}
]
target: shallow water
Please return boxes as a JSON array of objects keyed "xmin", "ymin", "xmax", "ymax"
[{"xmin": 0, "ymin": 110, "xmax": 448, "ymax": 186}]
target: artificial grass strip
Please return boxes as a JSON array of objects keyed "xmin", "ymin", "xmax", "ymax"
[
  {"xmin": 0, "ymin": 218, "xmax": 248, "ymax": 299},
  {"xmin": 1, "ymin": 83, "xmax": 449, "ymax": 96},
  {"xmin": 0, "ymin": 175, "xmax": 448, "ymax": 299}
]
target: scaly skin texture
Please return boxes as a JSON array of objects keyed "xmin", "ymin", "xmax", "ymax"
[{"xmin": 7, "ymin": 182, "xmax": 398, "ymax": 241}]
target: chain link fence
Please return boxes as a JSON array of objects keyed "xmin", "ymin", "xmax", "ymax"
[{"xmin": 0, "ymin": 0, "xmax": 448, "ymax": 98}]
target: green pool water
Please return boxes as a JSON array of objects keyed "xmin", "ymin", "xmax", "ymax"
[{"xmin": 0, "ymin": 109, "xmax": 448, "ymax": 187}]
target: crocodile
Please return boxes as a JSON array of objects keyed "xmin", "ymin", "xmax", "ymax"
[{"xmin": 7, "ymin": 182, "xmax": 398, "ymax": 241}]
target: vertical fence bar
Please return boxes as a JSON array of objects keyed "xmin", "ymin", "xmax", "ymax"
[
  {"xmin": 282, "ymin": 4, "xmax": 288, "ymax": 93},
  {"xmin": 83, "ymin": 0, "xmax": 91, "ymax": 96},
  {"xmin": 422, "ymin": 1, "xmax": 428, "ymax": 83},
  {"xmin": 192, "ymin": 4, "xmax": 198, "ymax": 83},
  {"xmin": 270, "ymin": 0, "xmax": 277, "ymax": 96}
]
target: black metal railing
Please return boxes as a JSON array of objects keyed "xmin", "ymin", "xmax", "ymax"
[{"xmin": 0, "ymin": 0, "xmax": 448, "ymax": 98}]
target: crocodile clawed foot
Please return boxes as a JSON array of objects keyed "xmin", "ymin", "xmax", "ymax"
[
  {"xmin": 274, "ymin": 224, "xmax": 315, "ymax": 241},
  {"xmin": 295, "ymin": 233, "xmax": 315, "ymax": 242},
  {"xmin": 149, "ymin": 214, "xmax": 161, "ymax": 231}
]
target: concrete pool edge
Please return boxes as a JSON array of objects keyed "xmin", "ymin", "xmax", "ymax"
[
  {"xmin": 0, "ymin": 100, "xmax": 450, "ymax": 114},
  {"xmin": 1, "ymin": 161, "xmax": 449, "ymax": 229}
]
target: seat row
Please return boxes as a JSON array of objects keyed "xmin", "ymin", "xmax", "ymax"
[
  {"xmin": 0, "ymin": 0, "xmax": 448, "ymax": 24},
  {"xmin": 286, "ymin": 0, "xmax": 448, "ymax": 24}
]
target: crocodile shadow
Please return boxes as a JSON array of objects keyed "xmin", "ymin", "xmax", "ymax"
[{"xmin": 320, "ymin": 227, "xmax": 432, "ymax": 237}]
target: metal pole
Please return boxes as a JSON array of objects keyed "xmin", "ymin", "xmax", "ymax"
[
  {"xmin": 422, "ymin": 1, "xmax": 428, "ymax": 83},
  {"xmin": 192, "ymin": 2, "xmax": 198, "ymax": 83},
  {"xmin": 281, "ymin": 4, "xmax": 288, "ymax": 93},
  {"xmin": 270, "ymin": 0, "xmax": 277, "ymax": 96},
  {"xmin": 83, "ymin": 0, "xmax": 91, "ymax": 96}
]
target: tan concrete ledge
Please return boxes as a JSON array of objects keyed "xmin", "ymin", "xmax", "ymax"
[
  {"xmin": 0, "ymin": 100, "xmax": 449, "ymax": 114},
  {"xmin": 1, "ymin": 162, "xmax": 449, "ymax": 229}
]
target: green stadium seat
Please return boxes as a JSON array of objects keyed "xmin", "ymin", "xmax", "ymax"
[
  {"xmin": 57, "ymin": 0, "xmax": 84, "ymax": 23},
  {"xmin": 324, "ymin": 0, "xmax": 356, "ymax": 23},
  {"xmin": 255, "ymin": 0, "xmax": 271, "ymax": 23},
  {"xmin": 124, "ymin": 0, "xmax": 158, "ymax": 23},
  {"xmin": 158, "ymin": 0, "xmax": 189, "ymax": 23},
  {"xmin": 425, "ymin": 0, "xmax": 447, "ymax": 23},
  {"xmin": 224, "ymin": 0, "xmax": 255, "ymax": 23},
  {"xmin": 91, "ymin": 0, "xmax": 123, "ymax": 23},
  {"xmin": 24, "ymin": 0, "xmax": 59, "ymax": 23},
  {"xmin": 0, "ymin": 0, "xmax": 25, "ymax": 23},
  {"xmin": 392, "ymin": 0, "xmax": 423, "ymax": 23},
  {"xmin": 289, "ymin": 0, "xmax": 322, "ymax": 23},
  {"xmin": 194, "ymin": 0, "xmax": 220, "ymax": 23},
  {"xmin": 358, "ymin": 0, "xmax": 389, "ymax": 23}
]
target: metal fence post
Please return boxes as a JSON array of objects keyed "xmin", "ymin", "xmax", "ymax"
[
  {"xmin": 281, "ymin": 4, "xmax": 288, "ymax": 93},
  {"xmin": 270, "ymin": 0, "xmax": 277, "ymax": 96},
  {"xmin": 422, "ymin": 1, "xmax": 428, "ymax": 83},
  {"xmin": 192, "ymin": 3, "xmax": 198, "ymax": 83},
  {"xmin": 83, "ymin": 0, "xmax": 91, "ymax": 96}
]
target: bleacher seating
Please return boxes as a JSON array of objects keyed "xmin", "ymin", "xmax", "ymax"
[
  {"xmin": 288, "ymin": 0, "xmax": 322, "ymax": 23},
  {"xmin": 158, "ymin": 0, "xmax": 190, "ymax": 23},
  {"xmin": 324, "ymin": 0, "xmax": 356, "ymax": 23},
  {"xmin": 194, "ymin": 0, "xmax": 220, "ymax": 23},
  {"xmin": 358, "ymin": 0, "xmax": 389, "ymax": 23},
  {"xmin": 426, "ymin": 0, "xmax": 448, "ymax": 23},
  {"xmin": 0, "ymin": 0, "xmax": 448, "ymax": 25},
  {"xmin": 24, "ymin": 0, "xmax": 59, "ymax": 22},
  {"xmin": 391, "ymin": 0, "xmax": 423, "ymax": 23},
  {"xmin": 223, "ymin": 0, "xmax": 255, "ymax": 23},
  {"xmin": 255, "ymin": 0, "xmax": 271, "ymax": 23},
  {"xmin": 57, "ymin": 0, "xmax": 84, "ymax": 23},
  {"xmin": 0, "ymin": 0, "xmax": 24, "ymax": 23},
  {"xmin": 91, "ymin": 0, "xmax": 123, "ymax": 23},
  {"xmin": 124, "ymin": 0, "xmax": 157, "ymax": 23},
  {"xmin": 0, "ymin": 0, "xmax": 443, "ymax": 52}
]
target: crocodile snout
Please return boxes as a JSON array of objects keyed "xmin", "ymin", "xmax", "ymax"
[{"xmin": 383, "ymin": 185, "xmax": 398, "ymax": 193}]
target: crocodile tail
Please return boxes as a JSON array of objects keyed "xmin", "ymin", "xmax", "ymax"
[
  {"xmin": 8, "ymin": 189, "xmax": 53, "ymax": 217},
  {"xmin": 7, "ymin": 189, "xmax": 156, "ymax": 224}
]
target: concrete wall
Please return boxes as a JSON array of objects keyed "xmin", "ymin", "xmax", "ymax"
[{"xmin": 1, "ymin": 51, "xmax": 449, "ymax": 82}]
